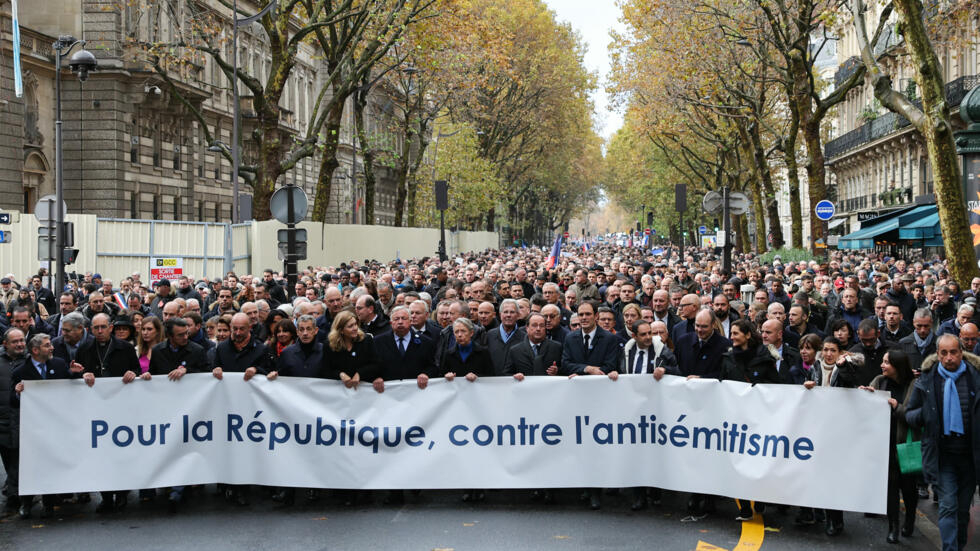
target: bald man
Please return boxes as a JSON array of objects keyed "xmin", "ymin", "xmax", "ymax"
[
  {"xmin": 959, "ymin": 322, "xmax": 980, "ymax": 354},
  {"xmin": 670, "ymin": 293, "xmax": 701, "ymax": 344},
  {"xmin": 761, "ymin": 319, "xmax": 803, "ymax": 384}
]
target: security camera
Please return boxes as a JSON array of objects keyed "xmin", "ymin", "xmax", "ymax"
[{"xmin": 69, "ymin": 49, "xmax": 97, "ymax": 82}]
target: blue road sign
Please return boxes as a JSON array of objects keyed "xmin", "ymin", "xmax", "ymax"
[
  {"xmin": 814, "ymin": 200, "xmax": 836, "ymax": 221},
  {"xmin": 0, "ymin": 213, "xmax": 9, "ymax": 224},
  {"xmin": 0, "ymin": 230, "xmax": 11, "ymax": 243},
  {"xmin": 698, "ymin": 225, "xmax": 707, "ymax": 235}
]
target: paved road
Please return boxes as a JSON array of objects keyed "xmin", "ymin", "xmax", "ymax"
[{"xmin": 0, "ymin": 483, "xmax": 953, "ymax": 550}]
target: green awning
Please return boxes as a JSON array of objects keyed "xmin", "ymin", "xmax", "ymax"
[
  {"xmin": 838, "ymin": 218, "xmax": 900, "ymax": 249},
  {"xmin": 898, "ymin": 211, "xmax": 940, "ymax": 240}
]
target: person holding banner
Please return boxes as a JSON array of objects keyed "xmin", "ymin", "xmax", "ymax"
[
  {"xmin": 860, "ymin": 349, "xmax": 918, "ymax": 543},
  {"xmin": 11, "ymin": 334, "xmax": 76, "ymax": 519},
  {"xmin": 324, "ymin": 310, "xmax": 379, "ymax": 389},
  {"xmin": 906, "ymin": 335, "xmax": 980, "ymax": 551},
  {"xmin": 0, "ymin": 328, "xmax": 26, "ymax": 514}
]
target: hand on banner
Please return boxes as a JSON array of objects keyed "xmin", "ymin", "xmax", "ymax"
[
  {"xmin": 266, "ymin": 371, "xmax": 278, "ymax": 381},
  {"xmin": 607, "ymin": 371, "xmax": 619, "ymax": 381},
  {"xmin": 513, "ymin": 373, "xmax": 525, "ymax": 382},
  {"xmin": 465, "ymin": 372, "xmax": 478, "ymax": 382},
  {"xmin": 546, "ymin": 362, "xmax": 558, "ymax": 376},
  {"xmin": 583, "ymin": 366, "xmax": 604, "ymax": 376},
  {"xmin": 70, "ymin": 361, "xmax": 84, "ymax": 374},
  {"xmin": 14, "ymin": 382, "xmax": 23, "ymax": 394},
  {"xmin": 243, "ymin": 367, "xmax": 257, "ymax": 381},
  {"xmin": 417, "ymin": 374, "xmax": 429, "ymax": 389},
  {"xmin": 212, "ymin": 367, "xmax": 224, "ymax": 380},
  {"xmin": 653, "ymin": 367, "xmax": 666, "ymax": 381},
  {"xmin": 122, "ymin": 371, "xmax": 136, "ymax": 384},
  {"xmin": 687, "ymin": 375, "xmax": 701, "ymax": 380},
  {"xmin": 83, "ymin": 373, "xmax": 95, "ymax": 387},
  {"xmin": 373, "ymin": 378, "xmax": 385, "ymax": 393},
  {"xmin": 168, "ymin": 366, "xmax": 187, "ymax": 381},
  {"xmin": 803, "ymin": 381, "xmax": 816, "ymax": 389},
  {"xmin": 140, "ymin": 372, "xmax": 152, "ymax": 381},
  {"xmin": 444, "ymin": 372, "xmax": 456, "ymax": 381}
]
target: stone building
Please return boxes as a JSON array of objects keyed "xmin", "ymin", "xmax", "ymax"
[
  {"xmin": 824, "ymin": 6, "xmax": 980, "ymax": 235},
  {"xmin": 0, "ymin": 0, "xmax": 401, "ymax": 224}
]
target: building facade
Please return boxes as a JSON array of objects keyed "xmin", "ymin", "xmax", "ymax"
[
  {"xmin": 824, "ymin": 7, "xmax": 980, "ymax": 235},
  {"xmin": 0, "ymin": 0, "xmax": 402, "ymax": 224}
]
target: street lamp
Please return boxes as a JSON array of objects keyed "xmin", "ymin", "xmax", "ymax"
[
  {"xmin": 53, "ymin": 35, "xmax": 96, "ymax": 294},
  {"xmin": 430, "ymin": 128, "xmax": 462, "ymax": 262}
]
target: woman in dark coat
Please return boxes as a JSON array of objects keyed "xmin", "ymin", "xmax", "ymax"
[
  {"xmin": 861, "ymin": 349, "xmax": 918, "ymax": 543},
  {"xmin": 322, "ymin": 310, "xmax": 379, "ymax": 386},
  {"xmin": 723, "ymin": 319, "xmax": 780, "ymax": 522},
  {"xmin": 441, "ymin": 317, "xmax": 494, "ymax": 381},
  {"xmin": 441, "ymin": 317, "xmax": 493, "ymax": 502}
]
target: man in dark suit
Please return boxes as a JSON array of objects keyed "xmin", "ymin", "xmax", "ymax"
[
  {"xmin": 316, "ymin": 287, "xmax": 345, "ymax": 341},
  {"xmin": 45, "ymin": 292, "xmax": 78, "ymax": 338},
  {"xmin": 356, "ymin": 295, "xmax": 390, "ymax": 336},
  {"xmin": 485, "ymin": 299, "xmax": 526, "ymax": 374},
  {"xmin": 11, "ymin": 333, "xmax": 79, "ymax": 519},
  {"xmin": 560, "ymin": 300, "xmax": 620, "ymax": 511},
  {"xmin": 651, "ymin": 290, "xmax": 681, "ymax": 333},
  {"xmin": 761, "ymin": 319, "xmax": 802, "ymax": 384},
  {"xmin": 0, "ymin": 328, "xmax": 26, "ymax": 513},
  {"xmin": 74, "ymin": 313, "xmax": 141, "ymax": 513},
  {"xmin": 670, "ymin": 294, "xmax": 700, "ymax": 344},
  {"xmin": 899, "ymin": 308, "xmax": 937, "ymax": 374},
  {"xmin": 275, "ymin": 315, "xmax": 325, "ymax": 379},
  {"xmin": 675, "ymin": 309, "xmax": 732, "ymax": 381},
  {"xmin": 51, "ymin": 312, "xmax": 92, "ymax": 365},
  {"xmin": 503, "ymin": 313, "xmax": 562, "ymax": 377},
  {"xmin": 409, "ymin": 300, "xmax": 441, "ymax": 341},
  {"xmin": 373, "ymin": 306, "xmax": 436, "ymax": 387},
  {"xmin": 541, "ymin": 304, "xmax": 569, "ymax": 344}
]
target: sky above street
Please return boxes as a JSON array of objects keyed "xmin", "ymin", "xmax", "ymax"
[{"xmin": 543, "ymin": 0, "xmax": 626, "ymax": 142}]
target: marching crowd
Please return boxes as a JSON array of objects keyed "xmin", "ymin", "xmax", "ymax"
[{"xmin": 0, "ymin": 244, "xmax": 977, "ymax": 549}]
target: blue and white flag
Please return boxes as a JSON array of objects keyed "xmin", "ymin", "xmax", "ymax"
[{"xmin": 12, "ymin": 0, "xmax": 23, "ymax": 98}]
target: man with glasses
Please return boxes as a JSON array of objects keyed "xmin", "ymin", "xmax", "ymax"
[{"xmin": 670, "ymin": 294, "xmax": 700, "ymax": 343}]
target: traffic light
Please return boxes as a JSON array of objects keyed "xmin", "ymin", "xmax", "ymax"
[
  {"xmin": 63, "ymin": 248, "xmax": 79, "ymax": 265},
  {"xmin": 646, "ymin": 212, "xmax": 653, "ymax": 226},
  {"xmin": 713, "ymin": 218, "xmax": 720, "ymax": 232}
]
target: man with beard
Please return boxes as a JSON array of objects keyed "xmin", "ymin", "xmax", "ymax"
[
  {"xmin": 650, "ymin": 290, "xmax": 680, "ymax": 333},
  {"xmin": 712, "ymin": 293, "xmax": 738, "ymax": 338}
]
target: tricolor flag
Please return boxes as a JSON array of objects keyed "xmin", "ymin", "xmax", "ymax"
[
  {"xmin": 582, "ymin": 242, "xmax": 591, "ymax": 254},
  {"xmin": 545, "ymin": 234, "xmax": 562, "ymax": 269}
]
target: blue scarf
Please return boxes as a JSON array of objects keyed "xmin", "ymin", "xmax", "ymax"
[
  {"xmin": 458, "ymin": 342, "xmax": 473, "ymax": 363},
  {"xmin": 938, "ymin": 361, "xmax": 967, "ymax": 436},
  {"xmin": 913, "ymin": 331, "xmax": 934, "ymax": 356}
]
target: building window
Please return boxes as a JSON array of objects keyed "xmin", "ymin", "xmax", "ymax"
[
  {"xmin": 130, "ymin": 193, "xmax": 138, "ymax": 218},
  {"xmin": 214, "ymin": 203, "xmax": 220, "ymax": 221},
  {"xmin": 152, "ymin": 195, "xmax": 160, "ymax": 219},
  {"xmin": 130, "ymin": 136, "xmax": 139, "ymax": 163},
  {"xmin": 197, "ymin": 201, "xmax": 203, "ymax": 221},
  {"xmin": 175, "ymin": 196, "xmax": 182, "ymax": 220},
  {"xmin": 174, "ymin": 145, "xmax": 181, "ymax": 170}
]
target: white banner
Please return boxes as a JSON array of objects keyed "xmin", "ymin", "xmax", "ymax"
[{"xmin": 19, "ymin": 374, "xmax": 889, "ymax": 513}]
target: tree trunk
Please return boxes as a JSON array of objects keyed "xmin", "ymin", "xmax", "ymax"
[
  {"xmin": 253, "ymin": 115, "xmax": 282, "ymax": 221},
  {"xmin": 749, "ymin": 122, "xmax": 783, "ymax": 249},
  {"xmin": 782, "ymin": 93, "xmax": 804, "ymax": 249},
  {"xmin": 353, "ymin": 92, "xmax": 377, "ymax": 226},
  {"xmin": 311, "ymin": 102, "xmax": 345, "ymax": 222},
  {"xmin": 802, "ymin": 116, "xmax": 828, "ymax": 253},
  {"xmin": 407, "ymin": 176, "xmax": 419, "ymax": 227},
  {"xmin": 751, "ymin": 177, "xmax": 768, "ymax": 254},
  {"xmin": 485, "ymin": 207, "xmax": 495, "ymax": 232}
]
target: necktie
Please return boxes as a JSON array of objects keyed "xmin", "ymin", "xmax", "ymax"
[
  {"xmin": 584, "ymin": 333, "xmax": 591, "ymax": 350},
  {"xmin": 39, "ymin": 362, "xmax": 46, "ymax": 380},
  {"xmin": 398, "ymin": 337, "xmax": 406, "ymax": 356},
  {"xmin": 635, "ymin": 350, "xmax": 644, "ymax": 374},
  {"xmin": 532, "ymin": 343, "xmax": 539, "ymax": 357}
]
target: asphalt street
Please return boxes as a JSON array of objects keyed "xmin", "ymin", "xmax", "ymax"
[{"xmin": 0, "ymin": 478, "xmax": 960, "ymax": 551}]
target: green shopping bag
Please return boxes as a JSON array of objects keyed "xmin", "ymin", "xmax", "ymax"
[{"xmin": 896, "ymin": 432, "xmax": 922, "ymax": 476}]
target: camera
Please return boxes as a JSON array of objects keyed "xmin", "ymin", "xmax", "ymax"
[{"xmin": 69, "ymin": 49, "xmax": 98, "ymax": 82}]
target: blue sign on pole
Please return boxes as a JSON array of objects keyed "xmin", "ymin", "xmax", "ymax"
[
  {"xmin": 814, "ymin": 200, "xmax": 836, "ymax": 221},
  {"xmin": 0, "ymin": 231, "xmax": 11, "ymax": 244},
  {"xmin": 698, "ymin": 225, "xmax": 707, "ymax": 235}
]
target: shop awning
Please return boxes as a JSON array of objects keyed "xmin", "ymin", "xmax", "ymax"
[
  {"xmin": 828, "ymin": 218, "xmax": 845, "ymax": 230},
  {"xmin": 838, "ymin": 217, "xmax": 900, "ymax": 249},
  {"xmin": 898, "ymin": 208, "xmax": 940, "ymax": 240}
]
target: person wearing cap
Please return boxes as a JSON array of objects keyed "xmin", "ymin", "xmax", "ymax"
[
  {"xmin": 0, "ymin": 277, "xmax": 18, "ymax": 309},
  {"xmin": 888, "ymin": 275, "xmax": 918, "ymax": 322},
  {"xmin": 148, "ymin": 279, "xmax": 176, "ymax": 318},
  {"xmin": 112, "ymin": 315, "xmax": 137, "ymax": 346},
  {"xmin": 423, "ymin": 267, "xmax": 447, "ymax": 297}
]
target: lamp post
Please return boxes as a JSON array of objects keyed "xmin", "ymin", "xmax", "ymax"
[
  {"xmin": 430, "ymin": 129, "xmax": 462, "ymax": 261},
  {"xmin": 53, "ymin": 36, "xmax": 96, "ymax": 294}
]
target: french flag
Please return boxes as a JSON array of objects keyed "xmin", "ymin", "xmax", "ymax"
[{"xmin": 546, "ymin": 234, "xmax": 563, "ymax": 269}]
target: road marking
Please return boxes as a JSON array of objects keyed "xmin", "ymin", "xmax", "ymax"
[{"xmin": 695, "ymin": 501, "xmax": 765, "ymax": 551}]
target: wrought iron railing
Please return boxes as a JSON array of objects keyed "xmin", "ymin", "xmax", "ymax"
[{"xmin": 825, "ymin": 74, "xmax": 978, "ymax": 159}]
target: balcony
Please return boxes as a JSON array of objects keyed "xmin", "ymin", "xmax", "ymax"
[
  {"xmin": 835, "ymin": 56, "xmax": 862, "ymax": 88},
  {"xmin": 825, "ymin": 74, "xmax": 979, "ymax": 160}
]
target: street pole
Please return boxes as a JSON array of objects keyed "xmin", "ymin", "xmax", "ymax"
[
  {"xmin": 679, "ymin": 209, "xmax": 684, "ymax": 261},
  {"xmin": 722, "ymin": 186, "xmax": 732, "ymax": 275},
  {"xmin": 231, "ymin": 0, "xmax": 240, "ymax": 224},
  {"xmin": 54, "ymin": 49, "xmax": 63, "ymax": 292},
  {"xmin": 285, "ymin": 176, "xmax": 297, "ymax": 297}
]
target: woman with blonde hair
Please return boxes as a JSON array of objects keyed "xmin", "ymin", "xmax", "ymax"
[{"xmin": 324, "ymin": 310, "xmax": 378, "ymax": 388}]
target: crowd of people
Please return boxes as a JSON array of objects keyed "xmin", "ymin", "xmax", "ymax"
[{"xmin": 0, "ymin": 244, "xmax": 977, "ymax": 549}]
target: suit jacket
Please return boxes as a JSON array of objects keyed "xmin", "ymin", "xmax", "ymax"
[
  {"xmin": 670, "ymin": 317, "xmax": 696, "ymax": 344},
  {"xmin": 674, "ymin": 331, "xmax": 732, "ymax": 379},
  {"xmin": 212, "ymin": 338, "xmax": 273, "ymax": 374},
  {"xmin": 322, "ymin": 335, "xmax": 380, "ymax": 381},
  {"xmin": 619, "ymin": 342, "xmax": 678, "ymax": 375},
  {"xmin": 560, "ymin": 327, "xmax": 621, "ymax": 375},
  {"xmin": 441, "ymin": 342, "xmax": 495, "ymax": 377},
  {"xmin": 434, "ymin": 324, "xmax": 485, "ymax": 370},
  {"xmin": 899, "ymin": 333, "xmax": 936, "ymax": 373},
  {"xmin": 546, "ymin": 325, "xmax": 570, "ymax": 345},
  {"xmin": 11, "ymin": 356, "xmax": 72, "ymax": 409},
  {"xmin": 52, "ymin": 332, "xmax": 94, "ymax": 365},
  {"xmin": 277, "ymin": 341, "xmax": 325, "ymax": 378},
  {"xmin": 362, "ymin": 315, "xmax": 391, "ymax": 336},
  {"xmin": 374, "ymin": 330, "xmax": 436, "ymax": 380},
  {"xmin": 485, "ymin": 325, "xmax": 526, "ymax": 375},
  {"xmin": 415, "ymin": 320, "xmax": 442, "ymax": 342},
  {"xmin": 502, "ymin": 338, "xmax": 562, "ymax": 376},
  {"xmin": 652, "ymin": 311, "xmax": 681, "ymax": 334},
  {"xmin": 77, "ymin": 337, "xmax": 140, "ymax": 378},
  {"xmin": 776, "ymin": 345, "xmax": 805, "ymax": 384},
  {"xmin": 148, "ymin": 341, "xmax": 209, "ymax": 375}
]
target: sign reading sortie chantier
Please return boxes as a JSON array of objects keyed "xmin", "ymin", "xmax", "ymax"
[{"xmin": 19, "ymin": 375, "xmax": 888, "ymax": 514}]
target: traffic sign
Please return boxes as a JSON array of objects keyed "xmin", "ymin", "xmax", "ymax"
[
  {"xmin": 698, "ymin": 226, "xmax": 707, "ymax": 235},
  {"xmin": 0, "ymin": 230, "xmax": 10, "ymax": 243},
  {"xmin": 0, "ymin": 213, "xmax": 9, "ymax": 224},
  {"xmin": 644, "ymin": 228, "xmax": 650, "ymax": 235},
  {"xmin": 814, "ymin": 200, "xmax": 836, "ymax": 221},
  {"xmin": 277, "ymin": 228, "xmax": 308, "ymax": 242},
  {"xmin": 269, "ymin": 186, "xmax": 308, "ymax": 224},
  {"xmin": 563, "ymin": 231, "xmax": 569, "ymax": 238},
  {"xmin": 34, "ymin": 195, "xmax": 67, "ymax": 223}
]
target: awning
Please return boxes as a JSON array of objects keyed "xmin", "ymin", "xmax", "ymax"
[
  {"xmin": 838, "ymin": 217, "xmax": 900, "ymax": 249},
  {"xmin": 897, "ymin": 205, "xmax": 942, "ymax": 246},
  {"xmin": 828, "ymin": 218, "xmax": 845, "ymax": 230}
]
